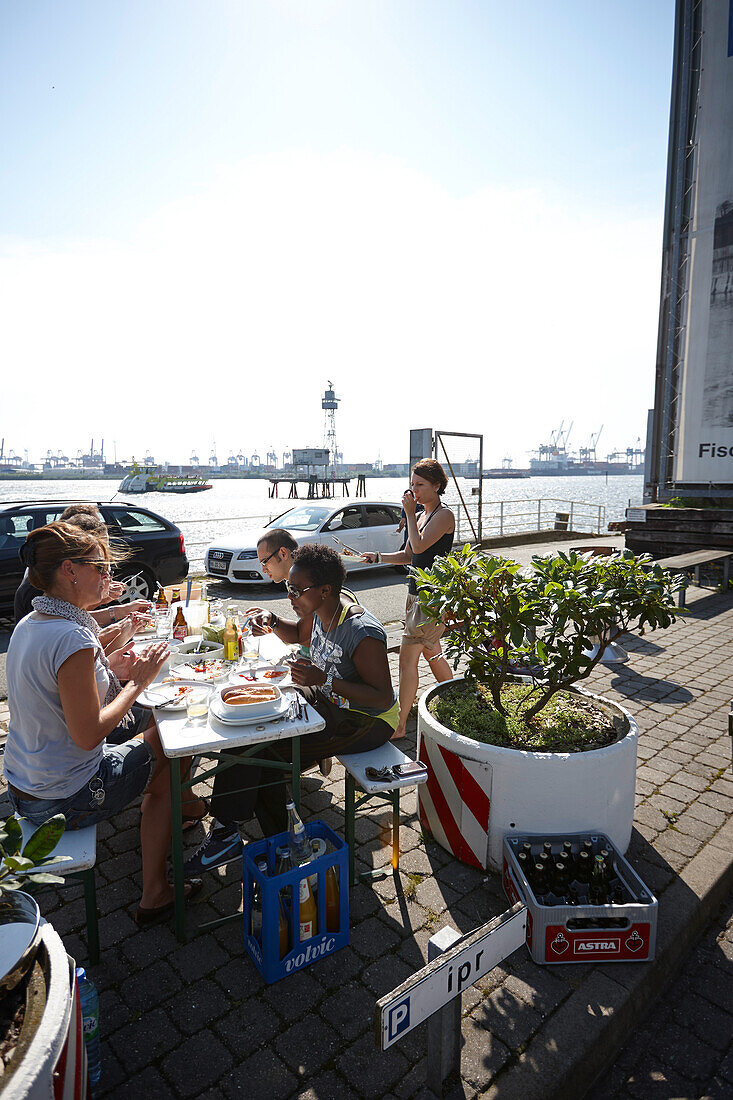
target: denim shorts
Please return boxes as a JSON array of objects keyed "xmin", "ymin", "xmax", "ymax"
[{"xmin": 8, "ymin": 739, "xmax": 156, "ymax": 831}]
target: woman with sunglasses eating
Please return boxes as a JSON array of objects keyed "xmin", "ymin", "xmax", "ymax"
[
  {"xmin": 186, "ymin": 544, "xmax": 398, "ymax": 871},
  {"xmin": 3, "ymin": 522, "xmax": 203, "ymax": 925}
]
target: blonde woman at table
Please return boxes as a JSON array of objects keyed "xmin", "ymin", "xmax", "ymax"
[
  {"xmin": 363, "ymin": 458, "xmax": 455, "ymax": 739},
  {"xmin": 3, "ymin": 523, "xmax": 204, "ymax": 927}
]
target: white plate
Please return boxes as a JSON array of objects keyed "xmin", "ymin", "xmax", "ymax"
[
  {"xmin": 210, "ymin": 692, "xmax": 292, "ymax": 726},
  {"xmin": 139, "ymin": 685, "xmax": 194, "ymax": 710},
  {"xmin": 230, "ymin": 666, "xmax": 293, "ymax": 688}
]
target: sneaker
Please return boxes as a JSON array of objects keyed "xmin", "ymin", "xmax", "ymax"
[{"xmin": 183, "ymin": 822, "xmax": 243, "ymax": 875}]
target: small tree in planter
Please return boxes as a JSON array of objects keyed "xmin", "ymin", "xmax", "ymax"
[
  {"xmin": 413, "ymin": 547, "xmax": 685, "ymax": 869},
  {"xmin": 413, "ymin": 546, "xmax": 684, "ymax": 750}
]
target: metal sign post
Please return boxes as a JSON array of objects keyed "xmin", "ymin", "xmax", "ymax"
[{"xmin": 375, "ymin": 904, "xmax": 526, "ymax": 1094}]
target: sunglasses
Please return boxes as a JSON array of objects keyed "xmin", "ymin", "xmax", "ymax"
[
  {"xmin": 258, "ymin": 548, "xmax": 280, "ymax": 569},
  {"xmin": 70, "ymin": 559, "xmax": 112, "ymax": 576},
  {"xmin": 286, "ymin": 583, "xmax": 318, "ymax": 599}
]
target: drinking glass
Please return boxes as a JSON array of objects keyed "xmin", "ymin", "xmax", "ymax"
[
  {"xmin": 186, "ymin": 686, "xmax": 212, "ymax": 724},
  {"xmin": 155, "ymin": 610, "xmax": 171, "ymax": 639}
]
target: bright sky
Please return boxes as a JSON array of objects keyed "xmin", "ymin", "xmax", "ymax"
[{"xmin": 0, "ymin": 0, "xmax": 675, "ymax": 467}]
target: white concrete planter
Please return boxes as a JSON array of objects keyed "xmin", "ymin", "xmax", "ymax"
[
  {"xmin": 3, "ymin": 922, "xmax": 83, "ymax": 1100},
  {"xmin": 417, "ymin": 677, "xmax": 638, "ymax": 872}
]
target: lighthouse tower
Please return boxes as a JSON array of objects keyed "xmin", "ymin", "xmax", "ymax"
[{"xmin": 322, "ymin": 382, "xmax": 339, "ymax": 478}]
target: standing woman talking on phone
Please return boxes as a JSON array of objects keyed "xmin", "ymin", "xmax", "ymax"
[{"xmin": 363, "ymin": 458, "xmax": 455, "ymax": 739}]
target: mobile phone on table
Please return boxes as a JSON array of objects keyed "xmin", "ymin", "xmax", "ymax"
[{"xmin": 393, "ymin": 761, "xmax": 427, "ymax": 778}]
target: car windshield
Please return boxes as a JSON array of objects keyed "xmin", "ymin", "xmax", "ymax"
[{"xmin": 270, "ymin": 507, "xmax": 332, "ymax": 532}]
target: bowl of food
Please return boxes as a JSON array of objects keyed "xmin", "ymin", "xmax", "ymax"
[
  {"xmin": 175, "ymin": 636, "xmax": 225, "ymax": 659},
  {"xmin": 218, "ymin": 683, "xmax": 283, "ymax": 719}
]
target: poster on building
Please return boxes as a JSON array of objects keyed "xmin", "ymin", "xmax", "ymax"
[{"xmin": 675, "ymin": 0, "xmax": 733, "ymax": 483}]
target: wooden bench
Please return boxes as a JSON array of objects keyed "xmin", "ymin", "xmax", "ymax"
[
  {"xmin": 17, "ymin": 816, "xmax": 99, "ymax": 965},
  {"xmin": 656, "ymin": 550, "xmax": 733, "ymax": 607},
  {"xmin": 337, "ymin": 742, "xmax": 428, "ymax": 887}
]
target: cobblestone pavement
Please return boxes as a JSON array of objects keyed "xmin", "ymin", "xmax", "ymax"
[
  {"xmin": 0, "ymin": 579, "xmax": 731, "ymax": 1098},
  {"xmin": 587, "ymin": 893, "xmax": 733, "ymax": 1100}
]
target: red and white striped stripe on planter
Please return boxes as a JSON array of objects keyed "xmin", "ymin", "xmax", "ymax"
[
  {"xmin": 418, "ymin": 734, "xmax": 492, "ymax": 869},
  {"xmin": 418, "ymin": 678, "xmax": 638, "ymax": 872}
]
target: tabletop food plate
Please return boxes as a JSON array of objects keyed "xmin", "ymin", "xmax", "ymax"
[
  {"xmin": 165, "ymin": 656, "xmax": 229, "ymax": 683},
  {"xmin": 139, "ymin": 684, "xmax": 194, "ymax": 710},
  {"xmin": 210, "ymin": 691, "xmax": 291, "ymax": 726},
  {"xmin": 230, "ymin": 665, "xmax": 293, "ymax": 688}
]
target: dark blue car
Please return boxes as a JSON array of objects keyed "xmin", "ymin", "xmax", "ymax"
[{"xmin": 0, "ymin": 499, "xmax": 189, "ymax": 617}]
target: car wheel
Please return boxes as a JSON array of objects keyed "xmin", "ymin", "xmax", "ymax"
[{"xmin": 118, "ymin": 568, "xmax": 155, "ymax": 602}]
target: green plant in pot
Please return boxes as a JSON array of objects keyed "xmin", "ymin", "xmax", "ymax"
[
  {"xmin": 414, "ymin": 546, "xmax": 683, "ymax": 751},
  {"xmin": 1, "ymin": 814, "xmax": 68, "ymax": 996}
]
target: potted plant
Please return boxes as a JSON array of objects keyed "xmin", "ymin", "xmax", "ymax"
[
  {"xmin": 0, "ymin": 814, "xmax": 73, "ymax": 1090},
  {"xmin": 413, "ymin": 547, "xmax": 682, "ymax": 870}
]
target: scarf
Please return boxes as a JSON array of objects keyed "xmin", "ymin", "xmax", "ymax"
[{"xmin": 32, "ymin": 595, "xmax": 123, "ymax": 706}]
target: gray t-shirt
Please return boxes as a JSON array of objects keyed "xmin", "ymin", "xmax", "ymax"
[
  {"xmin": 4, "ymin": 614, "xmax": 109, "ymax": 798},
  {"xmin": 310, "ymin": 605, "xmax": 396, "ymax": 718}
]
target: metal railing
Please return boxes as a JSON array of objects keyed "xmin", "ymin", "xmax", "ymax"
[
  {"xmin": 454, "ymin": 498, "xmax": 605, "ymax": 544},
  {"xmin": 177, "ymin": 499, "xmax": 605, "ymax": 572}
]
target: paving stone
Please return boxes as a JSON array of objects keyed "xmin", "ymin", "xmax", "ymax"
[
  {"xmin": 108, "ymin": 1006, "xmax": 182, "ymax": 1076},
  {"xmin": 216, "ymin": 998, "xmax": 281, "ymax": 1058},
  {"xmin": 351, "ymin": 915, "xmax": 402, "ymax": 958},
  {"xmin": 274, "ymin": 1014, "xmax": 341, "ymax": 1076},
  {"xmin": 460, "ymin": 1016, "xmax": 512, "ymax": 1089},
  {"xmin": 101, "ymin": 1065, "xmax": 176, "ymax": 1099},
  {"xmin": 120, "ymin": 958, "xmax": 183, "ymax": 1012},
  {"xmin": 321, "ymin": 981, "xmax": 375, "ymax": 1039},
  {"xmin": 168, "ymin": 933, "xmax": 230, "ymax": 981},
  {"xmin": 360, "ymin": 953, "xmax": 415, "ymax": 997},
  {"xmin": 470, "ymin": 987, "xmax": 542, "ymax": 1051},
  {"xmin": 672, "ymin": 991, "xmax": 733, "ymax": 1052},
  {"xmin": 292, "ymin": 1070, "xmax": 358, "ymax": 1100},
  {"xmin": 222, "ymin": 1048, "xmax": 298, "ymax": 1099},
  {"xmin": 262, "ymin": 968, "xmax": 325, "ymax": 1022},
  {"xmin": 161, "ymin": 1030, "xmax": 234, "ymax": 1098},
  {"xmin": 164, "ymin": 977, "xmax": 230, "ymax": 1036},
  {"xmin": 311, "ymin": 944, "xmax": 364, "ymax": 989},
  {"xmin": 339, "ymin": 1033, "xmax": 410, "ymax": 1099}
]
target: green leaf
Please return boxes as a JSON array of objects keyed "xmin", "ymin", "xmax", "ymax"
[
  {"xmin": 23, "ymin": 872, "xmax": 66, "ymax": 886},
  {"xmin": 1, "ymin": 817, "xmax": 22, "ymax": 857},
  {"xmin": 21, "ymin": 814, "xmax": 66, "ymax": 863}
]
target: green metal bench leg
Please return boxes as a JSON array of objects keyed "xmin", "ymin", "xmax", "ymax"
[
  {"xmin": 391, "ymin": 789, "xmax": 400, "ymax": 873},
  {"xmin": 345, "ymin": 774, "xmax": 356, "ymax": 886},
  {"xmin": 81, "ymin": 869, "xmax": 99, "ymax": 966}
]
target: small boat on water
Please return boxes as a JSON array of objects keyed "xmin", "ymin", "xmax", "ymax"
[{"xmin": 119, "ymin": 464, "xmax": 212, "ymax": 494}]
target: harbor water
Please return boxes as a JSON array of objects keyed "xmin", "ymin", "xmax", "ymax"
[{"xmin": 0, "ymin": 475, "xmax": 643, "ymax": 568}]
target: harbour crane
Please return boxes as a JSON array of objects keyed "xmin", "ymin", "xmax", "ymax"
[{"xmin": 579, "ymin": 426, "xmax": 603, "ymax": 465}]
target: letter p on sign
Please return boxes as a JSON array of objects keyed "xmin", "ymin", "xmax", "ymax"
[{"xmin": 388, "ymin": 998, "xmax": 410, "ymax": 1043}]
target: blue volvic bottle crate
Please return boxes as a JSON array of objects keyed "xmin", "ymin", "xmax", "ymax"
[{"xmin": 243, "ymin": 820, "xmax": 349, "ymax": 984}]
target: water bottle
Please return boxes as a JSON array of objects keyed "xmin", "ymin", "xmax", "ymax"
[{"xmin": 76, "ymin": 966, "xmax": 101, "ymax": 1086}]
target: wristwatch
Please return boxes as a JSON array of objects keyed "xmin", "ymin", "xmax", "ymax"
[{"xmin": 323, "ymin": 668, "xmax": 334, "ymax": 695}]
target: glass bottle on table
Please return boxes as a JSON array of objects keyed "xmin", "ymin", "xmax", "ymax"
[
  {"xmin": 155, "ymin": 587, "xmax": 169, "ymax": 611},
  {"xmin": 172, "ymin": 605, "xmax": 188, "ymax": 641},
  {"xmin": 223, "ymin": 612, "xmax": 239, "ymax": 663}
]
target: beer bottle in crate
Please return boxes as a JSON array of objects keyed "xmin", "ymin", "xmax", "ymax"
[
  {"xmin": 562, "ymin": 840, "xmax": 573, "ymax": 860},
  {"xmin": 325, "ymin": 865, "xmax": 340, "ymax": 933},
  {"xmin": 250, "ymin": 858, "xmax": 269, "ymax": 940},
  {"xmin": 532, "ymin": 861, "xmax": 547, "ymax": 902},
  {"xmin": 575, "ymin": 849, "xmax": 592, "ymax": 884},
  {"xmin": 275, "ymin": 845, "xmax": 292, "ymax": 959},
  {"xmin": 589, "ymin": 854, "xmax": 609, "ymax": 905}
]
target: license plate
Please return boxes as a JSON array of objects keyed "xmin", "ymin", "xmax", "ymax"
[{"xmin": 209, "ymin": 561, "xmax": 228, "ymax": 573}]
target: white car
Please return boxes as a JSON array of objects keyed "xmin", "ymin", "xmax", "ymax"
[{"xmin": 204, "ymin": 500, "xmax": 405, "ymax": 585}]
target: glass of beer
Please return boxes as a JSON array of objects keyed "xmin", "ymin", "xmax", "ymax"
[{"xmin": 186, "ymin": 686, "xmax": 212, "ymax": 724}]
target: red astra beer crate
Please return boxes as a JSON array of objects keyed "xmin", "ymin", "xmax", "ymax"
[{"xmin": 502, "ymin": 832, "xmax": 657, "ymax": 965}]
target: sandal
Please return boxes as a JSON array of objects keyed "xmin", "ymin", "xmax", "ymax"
[{"xmin": 134, "ymin": 878, "xmax": 203, "ymax": 927}]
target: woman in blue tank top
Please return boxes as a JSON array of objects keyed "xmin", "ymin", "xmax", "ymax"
[{"xmin": 363, "ymin": 459, "xmax": 455, "ymax": 739}]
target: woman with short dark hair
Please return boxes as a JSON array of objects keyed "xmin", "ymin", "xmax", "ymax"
[{"xmin": 186, "ymin": 544, "xmax": 397, "ymax": 867}]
